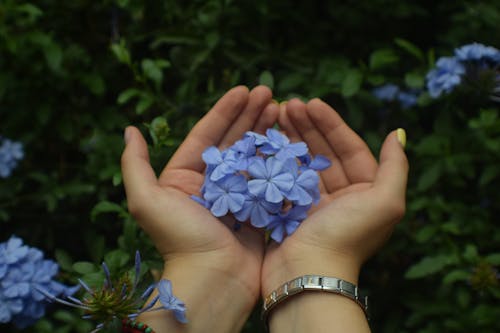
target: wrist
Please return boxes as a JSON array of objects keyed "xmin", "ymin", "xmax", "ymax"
[
  {"xmin": 262, "ymin": 245, "xmax": 361, "ymax": 297},
  {"xmin": 139, "ymin": 252, "xmax": 260, "ymax": 333}
]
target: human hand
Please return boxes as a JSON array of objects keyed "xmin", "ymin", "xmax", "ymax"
[
  {"xmin": 121, "ymin": 86, "xmax": 279, "ymax": 332},
  {"xmin": 262, "ymin": 97, "xmax": 408, "ymax": 302}
]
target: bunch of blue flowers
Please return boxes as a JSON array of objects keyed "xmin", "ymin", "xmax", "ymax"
[
  {"xmin": 0, "ymin": 137, "xmax": 24, "ymax": 178},
  {"xmin": 0, "ymin": 236, "xmax": 78, "ymax": 329},
  {"xmin": 37, "ymin": 251, "xmax": 187, "ymax": 332},
  {"xmin": 372, "ymin": 83, "xmax": 419, "ymax": 109},
  {"xmin": 193, "ymin": 128, "xmax": 331, "ymax": 243},
  {"xmin": 426, "ymin": 42, "xmax": 500, "ymax": 100}
]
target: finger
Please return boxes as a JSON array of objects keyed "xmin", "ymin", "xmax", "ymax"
[
  {"xmin": 373, "ymin": 129, "xmax": 409, "ymax": 219},
  {"xmin": 306, "ymin": 98, "xmax": 378, "ymax": 184},
  {"xmin": 252, "ymin": 102, "xmax": 280, "ymax": 134},
  {"xmin": 121, "ymin": 126, "xmax": 158, "ymax": 208},
  {"xmin": 277, "ymin": 101, "xmax": 302, "ymax": 142},
  {"xmin": 287, "ymin": 98, "xmax": 349, "ymax": 192},
  {"xmin": 219, "ymin": 85, "xmax": 273, "ymax": 147},
  {"xmin": 165, "ymin": 86, "xmax": 250, "ymax": 172}
]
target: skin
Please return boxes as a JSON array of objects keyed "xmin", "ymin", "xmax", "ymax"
[{"xmin": 121, "ymin": 86, "xmax": 408, "ymax": 332}]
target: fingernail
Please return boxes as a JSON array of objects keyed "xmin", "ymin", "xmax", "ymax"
[
  {"xmin": 396, "ymin": 128, "xmax": 406, "ymax": 148},
  {"xmin": 124, "ymin": 127, "xmax": 132, "ymax": 145},
  {"xmin": 271, "ymin": 99, "xmax": 279, "ymax": 105}
]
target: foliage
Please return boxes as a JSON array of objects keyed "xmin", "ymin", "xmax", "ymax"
[{"xmin": 1, "ymin": 0, "xmax": 499, "ymax": 331}]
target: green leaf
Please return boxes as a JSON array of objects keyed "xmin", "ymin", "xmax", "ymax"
[
  {"xmin": 417, "ymin": 163, "xmax": 441, "ymax": 191},
  {"xmin": 463, "ymin": 244, "xmax": 479, "ymax": 262},
  {"xmin": 259, "ymin": 70, "xmax": 274, "ymax": 89},
  {"xmin": 53, "ymin": 310, "xmax": 76, "ymax": 323},
  {"xmin": 73, "ymin": 261, "xmax": 97, "ymax": 274},
  {"xmin": 135, "ymin": 95, "xmax": 154, "ymax": 114},
  {"xmin": 369, "ymin": 49, "xmax": 399, "ymax": 70},
  {"xmin": 141, "ymin": 59, "xmax": 163, "ymax": 87},
  {"xmin": 415, "ymin": 225, "xmax": 437, "ymax": 243},
  {"xmin": 278, "ymin": 73, "xmax": 304, "ymax": 92},
  {"xmin": 104, "ymin": 249, "xmax": 130, "ymax": 271},
  {"xmin": 405, "ymin": 254, "xmax": 457, "ymax": 279},
  {"xmin": 91, "ymin": 200, "xmax": 125, "ymax": 221},
  {"xmin": 341, "ymin": 69, "xmax": 363, "ymax": 97},
  {"xmin": 81, "ymin": 72, "xmax": 106, "ymax": 96},
  {"xmin": 148, "ymin": 116, "xmax": 170, "ymax": 147},
  {"xmin": 112, "ymin": 172, "xmax": 122, "ymax": 186},
  {"xmin": 110, "ymin": 39, "xmax": 131, "ymax": 65},
  {"xmin": 404, "ymin": 71, "xmax": 425, "ymax": 89},
  {"xmin": 394, "ymin": 38, "xmax": 424, "ymax": 61},
  {"xmin": 485, "ymin": 253, "xmax": 500, "ymax": 265},
  {"xmin": 54, "ymin": 249, "xmax": 73, "ymax": 272},
  {"xmin": 443, "ymin": 269, "xmax": 470, "ymax": 285},
  {"xmin": 117, "ymin": 88, "xmax": 141, "ymax": 105}
]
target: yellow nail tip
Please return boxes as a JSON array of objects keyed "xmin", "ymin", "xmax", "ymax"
[{"xmin": 396, "ymin": 128, "xmax": 406, "ymax": 148}]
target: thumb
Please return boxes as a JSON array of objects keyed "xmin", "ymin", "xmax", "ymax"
[
  {"xmin": 373, "ymin": 128, "xmax": 409, "ymax": 203},
  {"xmin": 121, "ymin": 126, "xmax": 158, "ymax": 208}
]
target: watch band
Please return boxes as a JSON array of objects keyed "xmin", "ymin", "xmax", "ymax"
[{"xmin": 262, "ymin": 275, "xmax": 368, "ymax": 324}]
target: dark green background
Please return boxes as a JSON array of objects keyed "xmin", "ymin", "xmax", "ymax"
[{"xmin": 1, "ymin": 1, "xmax": 499, "ymax": 332}]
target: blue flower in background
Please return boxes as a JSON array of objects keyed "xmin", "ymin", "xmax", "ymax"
[
  {"xmin": 426, "ymin": 56, "xmax": 465, "ymax": 98},
  {"xmin": 455, "ymin": 43, "xmax": 500, "ymax": 64},
  {"xmin": 0, "ymin": 236, "xmax": 77, "ymax": 329},
  {"xmin": 372, "ymin": 84, "xmax": 400, "ymax": 101},
  {"xmin": 372, "ymin": 84, "xmax": 419, "ymax": 108},
  {"xmin": 0, "ymin": 138, "xmax": 24, "ymax": 178},
  {"xmin": 37, "ymin": 250, "xmax": 187, "ymax": 331},
  {"xmin": 398, "ymin": 91, "xmax": 419, "ymax": 108}
]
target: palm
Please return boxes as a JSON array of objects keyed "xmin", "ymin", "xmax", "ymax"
[
  {"xmin": 122, "ymin": 86, "xmax": 279, "ymax": 300},
  {"xmin": 261, "ymin": 98, "xmax": 396, "ymax": 292}
]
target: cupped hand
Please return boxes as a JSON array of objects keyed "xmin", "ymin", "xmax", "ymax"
[
  {"xmin": 121, "ymin": 86, "xmax": 279, "ymax": 318},
  {"xmin": 262, "ymin": 98, "xmax": 409, "ymax": 295}
]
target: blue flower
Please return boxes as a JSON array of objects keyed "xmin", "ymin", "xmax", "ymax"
[
  {"xmin": 157, "ymin": 279, "xmax": 187, "ymax": 324},
  {"xmin": 0, "ymin": 236, "xmax": 77, "ymax": 329},
  {"xmin": 259, "ymin": 128, "xmax": 308, "ymax": 160},
  {"xmin": 247, "ymin": 157, "xmax": 294, "ymax": 203},
  {"xmin": 455, "ymin": 43, "xmax": 500, "ymax": 64},
  {"xmin": 283, "ymin": 158, "xmax": 320, "ymax": 205},
  {"xmin": 233, "ymin": 194, "xmax": 281, "ymax": 228},
  {"xmin": 426, "ymin": 56, "xmax": 466, "ymax": 98},
  {"xmin": 267, "ymin": 206, "xmax": 310, "ymax": 243},
  {"xmin": 37, "ymin": 251, "xmax": 187, "ymax": 330},
  {"xmin": 229, "ymin": 136, "xmax": 257, "ymax": 170},
  {"xmin": 195, "ymin": 129, "xmax": 331, "ymax": 243},
  {"xmin": 203, "ymin": 175, "xmax": 247, "ymax": 217},
  {"xmin": 372, "ymin": 84, "xmax": 400, "ymax": 101},
  {"xmin": 202, "ymin": 147, "xmax": 242, "ymax": 181},
  {"xmin": 0, "ymin": 138, "xmax": 24, "ymax": 178},
  {"xmin": 398, "ymin": 91, "xmax": 419, "ymax": 108}
]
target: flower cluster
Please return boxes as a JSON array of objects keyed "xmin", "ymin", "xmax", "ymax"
[
  {"xmin": 426, "ymin": 42, "xmax": 500, "ymax": 99},
  {"xmin": 372, "ymin": 83, "xmax": 419, "ymax": 109},
  {"xmin": 0, "ymin": 236, "xmax": 78, "ymax": 329},
  {"xmin": 193, "ymin": 129, "xmax": 331, "ymax": 243},
  {"xmin": 0, "ymin": 137, "xmax": 24, "ymax": 178},
  {"xmin": 37, "ymin": 251, "xmax": 187, "ymax": 332}
]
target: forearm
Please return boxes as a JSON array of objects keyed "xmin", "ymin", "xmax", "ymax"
[{"xmin": 138, "ymin": 257, "xmax": 258, "ymax": 333}]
